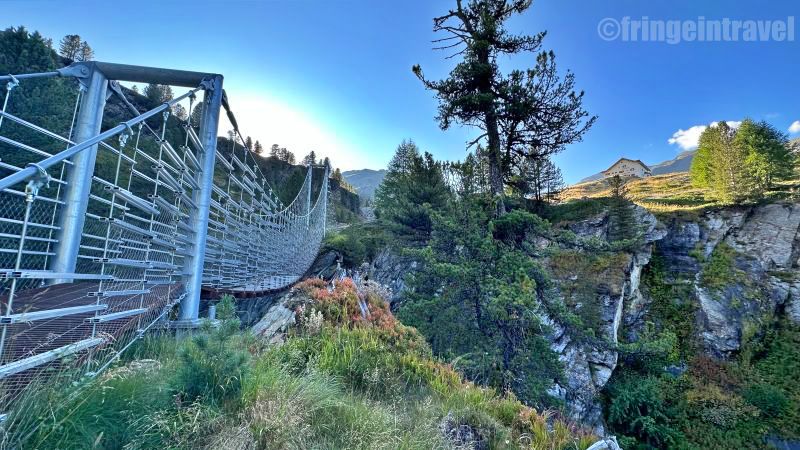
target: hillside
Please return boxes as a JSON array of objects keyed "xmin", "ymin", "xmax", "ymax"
[
  {"xmin": 562, "ymin": 171, "xmax": 800, "ymax": 215},
  {"xmin": 577, "ymin": 151, "xmax": 696, "ymax": 183},
  {"xmin": 16, "ymin": 280, "xmax": 597, "ymax": 449},
  {"xmin": 577, "ymin": 138, "xmax": 799, "ymax": 184},
  {"xmin": 342, "ymin": 169, "xmax": 387, "ymax": 200}
]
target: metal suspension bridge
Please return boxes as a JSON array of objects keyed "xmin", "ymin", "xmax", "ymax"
[{"xmin": 0, "ymin": 61, "xmax": 329, "ymax": 419}]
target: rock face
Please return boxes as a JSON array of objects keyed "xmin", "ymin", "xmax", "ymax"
[
  {"xmin": 655, "ymin": 203, "xmax": 800, "ymax": 358},
  {"xmin": 252, "ymin": 201, "xmax": 799, "ymax": 436},
  {"xmin": 548, "ymin": 202, "xmax": 800, "ymax": 433},
  {"xmin": 368, "ymin": 248, "xmax": 418, "ymax": 305},
  {"xmin": 547, "ymin": 206, "xmax": 666, "ymax": 434}
]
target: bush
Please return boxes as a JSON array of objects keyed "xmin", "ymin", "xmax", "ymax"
[
  {"xmin": 700, "ymin": 242, "xmax": 739, "ymax": 290},
  {"xmin": 743, "ymin": 383, "xmax": 789, "ymax": 417},
  {"xmin": 323, "ymin": 223, "xmax": 389, "ymax": 267},
  {"xmin": 490, "ymin": 209, "xmax": 551, "ymax": 245},
  {"xmin": 605, "ymin": 373, "xmax": 686, "ymax": 448},
  {"xmin": 174, "ymin": 295, "xmax": 250, "ymax": 406}
]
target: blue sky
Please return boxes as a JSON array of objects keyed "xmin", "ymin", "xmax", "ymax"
[{"xmin": 6, "ymin": 0, "xmax": 799, "ymax": 183}]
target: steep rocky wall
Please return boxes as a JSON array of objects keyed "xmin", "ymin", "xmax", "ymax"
[
  {"xmin": 656, "ymin": 203, "xmax": 800, "ymax": 357},
  {"xmin": 544, "ymin": 206, "xmax": 666, "ymax": 434},
  {"xmin": 546, "ymin": 202, "xmax": 800, "ymax": 434},
  {"xmin": 305, "ymin": 201, "xmax": 800, "ymax": 436}
]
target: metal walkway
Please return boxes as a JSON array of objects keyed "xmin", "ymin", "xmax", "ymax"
[{"xmin": 0, "ymin": 61, "xmax": 329, "ymax": 415}]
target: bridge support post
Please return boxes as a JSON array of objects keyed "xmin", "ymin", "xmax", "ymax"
[
  {"xmin": 177, "ymin": 75, "xmax": 223, "ymax": 325},
  {"xmin": 306, "ymin": 165, "xmax": 312, "ymax": 226},
  {"xmin": 49, "ymin": 66, "xmax": 108, "ymax": 284}
]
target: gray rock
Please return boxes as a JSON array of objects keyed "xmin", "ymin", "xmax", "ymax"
[
  {"xmin": 586, "ymin": 436, "xmax": 623, "ymax": 450},
  {"xmin": 725, "ymin": 204, "xmax": 800, "ymax": 270},
  {"xmin": 370, "ymin": 248, "xmax": 418, "ymax": 304},
  {"xmin": 252, "ymin": 303, "xmax": 295, "ymax": 341}
]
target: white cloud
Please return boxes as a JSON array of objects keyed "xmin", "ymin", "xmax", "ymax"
[
  {"xmin": 789, "ymin": 120, "xmax": 800, "ymax": 134},
  {"xmin": 667, "ymin": 121, "xmax": 742, "ymax": 151}
]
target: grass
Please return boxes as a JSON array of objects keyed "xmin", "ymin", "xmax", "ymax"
[
  {"xmin": 560, "ymin": 171, "xmax": 800, "ymax": 218},
  {"xmin": 561, "ymin": 173, "xmax": 717, "ymax": 217},
  {"xmin": 7, "ymin": 279, "xmax": 596, "ymax": 450}
]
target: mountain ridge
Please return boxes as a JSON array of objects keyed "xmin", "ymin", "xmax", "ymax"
[{"xmin": 342, "ymin": 168, "xmax": 387, "ymax": 200}]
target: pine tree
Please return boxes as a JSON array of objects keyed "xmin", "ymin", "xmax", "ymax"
[
  {"xmin": 302, "ymin": 151, "xmax": 317, "ymax": 165},
  {"xmin": 270, "ymin": 144, "xmax": 280, "ymax": 158},
  {"xmin": 413, "ymin": 0, "xmax": 595, "ymax": 213},
  {"xmin": 171, "ymin": 103, "xmax": 188, "ymax": 121},
  {"xmin": 76, "ymin": 41, "xmax": 93, "ymax": 61},
  {"xmin": 254, "ymin": 140, "xmax": 263, "ymax": 155},
  {"xmin": 511, "ymin": 155, "xmax": 564, "ymax": 203},
  {"xmin": 58, "ymin": 34, "xmax": 81, "ymax": 60},
  {"xmin": 1, "ymin": 27, "xmax": 74, "ymax": 161},
  {"xmin": 245, "ymin": 136, "xmax": 253, "ymax": 151},
  {"xmin": 374, "ymin": 140, "xmax": 452, "ymax": 243},
  {"xmin": 143, "ymin": 84, "xmax": 174, "ymax": 108},
  {"xmin": 607, "ymin": 175, "xmax": 638, "ymax": 243},
  {"xmin": 332, "ymin": 168, "xmax": 344, "ymax": 182}
]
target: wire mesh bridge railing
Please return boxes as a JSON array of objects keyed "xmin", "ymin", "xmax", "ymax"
[{"xmin": 0, "ymin": 61, "xmax": 329, "ymax": 420}]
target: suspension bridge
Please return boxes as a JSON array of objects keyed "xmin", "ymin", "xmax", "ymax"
[{"xmin": 0, "ymin": 61, "xmax": 329, "ymax": 419}]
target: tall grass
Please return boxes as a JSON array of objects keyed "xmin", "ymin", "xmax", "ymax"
[{"xmin": 6, "ymin": 281, "xmax": 595, "ymax": 449}]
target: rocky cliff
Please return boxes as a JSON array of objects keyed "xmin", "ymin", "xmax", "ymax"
[
  {"xmin": 315, "ymin": 201, "xmax": 800, "ymax": 436},
  {"xmin": 548, "ymin": 202, "xmax": 800, "ymax": 434}
]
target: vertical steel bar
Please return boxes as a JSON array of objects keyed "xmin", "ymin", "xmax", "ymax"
[
  {"xmin": 178, "ymin": 75, "xmax": 223, "ymax": 323},
  {"xmin": 322, "ymin": 164, "xmax": 329, "ymax": 234},
  {"xmin": 306, "ymin": 165, "xmax": 312, "ymax": 227},
  {"xmin": 49, "ymin": 69, "xmax": 108, "ymax": 284}
]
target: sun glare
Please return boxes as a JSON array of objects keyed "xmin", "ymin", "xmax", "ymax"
[{"xmin": 220, "ymin": 93, "xmax": 360, "ymax": 168}]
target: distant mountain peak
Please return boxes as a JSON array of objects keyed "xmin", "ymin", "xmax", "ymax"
[{"xmin": 342, "ymin": 169, "xmax": 388, "ymax": 200}]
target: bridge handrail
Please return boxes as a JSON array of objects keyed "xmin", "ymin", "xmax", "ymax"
[{"xmin": 0, "ymin": 86, "xmax": 204, "ymax": 192}]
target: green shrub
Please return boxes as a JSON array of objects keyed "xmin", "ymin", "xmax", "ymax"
[
  {"xmin": 490, "ymin": 209, "xmax": 551, "ymax": 245},
  {"xmin": 742, "ymin": 383, "xmax": 788, "ymax": 417},
  {"xmin": 174, "ymin": 295, "xmax": 250, "ymax": 406},
  {"xmin": 323, "ymin": 223, "xmax": 389, "ymax": 266},
  {"xmin": 700, "ymin": 242, "xmax": 739, "ymax": 290},
  {"xmin": 605, "ymin": 373, "xmax": 686, "ymax": 448}
]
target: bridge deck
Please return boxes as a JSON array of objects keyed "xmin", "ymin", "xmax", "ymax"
[{"xmin": 0, "ymin": 282, "xmax": 179, "ymax": 406}]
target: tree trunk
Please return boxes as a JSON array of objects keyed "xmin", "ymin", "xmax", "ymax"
[{"xmin": 485, "ymin": 110, "xmax": 506, "ymax": 215}]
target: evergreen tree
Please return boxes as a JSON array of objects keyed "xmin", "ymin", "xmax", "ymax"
[
  {"xmin": 143, "ymin": 83, "xmax": 174, "ymax": 108},
  {"xmin": 607, "ymin": 175, "xmax": 638, "ymax": 243},
  {"xmin": 373, "ymin": 140, "xmax": 451, "ymax": 243},
  {"xmin": 399, "ymin": 199, "xmax": 562, "ymax": 405},
  {"xmin": 690, "ymin": 120, "xmax": 792, "ymax": 203},
  {"xmin": 413, "ymin": 0, "xmax": 595, "ymax": 213},
  {"xmin": 171, "ymin": 103, "xmax": 188, "ymax": 121},
  {"xmin": 245, "ymin": 136, "xmax": 253, "ymax": 151},
  {"xmin": 270, "ymin": 143, "xmax": 280, "ymax": 158},
  {"xmin": 302, "ymin": 151, "xmax": 317, "ymax": 165},
  {"xmin": 280, "ymin": 148, "xmax": 296, "ymax": 164},
  {"xmin": 76, "ymin": 41, "xmax": 94, "ymax": 61},
  {"xmin": 57, "ymin": 34, "xmax": 81, "ymax": 60},
  {"xmin": 0, "ymin": 27, "xmax": 74, "ymax": 166},
  {"xmin": 511, "ymin": 155, "xmax": 564, "ymax": 203},
  {"xmin": 254, "ymin": 140, "xmax": 263, "ymax": 155},
  {"xmin": 189, "ymin": 96, "xmax": 204, "ymax": 129}
]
